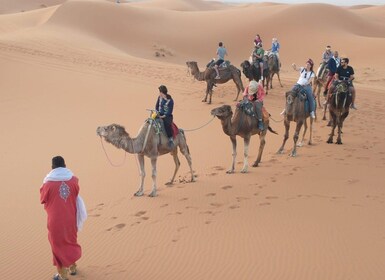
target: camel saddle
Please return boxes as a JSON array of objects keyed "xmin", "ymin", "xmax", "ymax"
[
  {"xmin": 152, "ymin": 118, "xmax": 179, "ymax": 139},
  {"xmin": 237, "ymin": 100, "xmax": 269, "ymax": 122},
  {"xmin": 206, "ymin": 59, "xmax": 231, "ymax": 69}
]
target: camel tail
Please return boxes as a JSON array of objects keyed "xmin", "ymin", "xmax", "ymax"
[{"xmin": 268, "ymin": 126, "xmax": 278, "ymax": 135}]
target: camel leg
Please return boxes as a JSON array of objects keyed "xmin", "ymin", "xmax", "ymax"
[
  {"xmin": 322, "ymin": 102, "xmax": 328, "ymax": 120},
  {"xmin": 227, "ymin": 136, "xmax": 237, "ymax": 174},
  {"xmin": 336, "ymin": 115, "xmax": 343, "ymax": 145},
  {"xmin": 233, "ymin": 76, "xmax": 243, "ymax": 101},
  {"xmin": 134, "ymin": 154, "xmax": 145, "ymax": 197},
  {"xmin": 327, "ymin": 113, "xmax": 337, "ymax": 143},
  {"xmin": 148, "ymin": 157, "xmax": 158, "ymax": 197},
  {"xmin": 179, "ymin": 139, "xmax": 194, "ymax": 182},
  {"xmin": 241, "ymin": 137, "xmax": 250, "ymax": 173},
  {"xmin": 290, "ymin": 121, "xmax": 303, "ymax": 157},
  {"xmin": 166, "ymin": 149, "xmax": 180, "ymax": 185},
  {"xmin": 277, "ymin": 119, "xmax": 290, "ymax": 154},
  {"xmin": 203, "ymin": 83, "xmax": 209, "ymax": 103},
  {"xmin": 308, "ymin": 117, "xmax": 313, "ymax": 145},
  {"xmin": 277, "ymin": 72, "xmax": 283, "ymax": 87},
  {"xmin": 297, "ymin": 119, "xmax": 307, "ymax": 147},
  {"xmin": 253, "ymin": 131, "xmax": 266, "ymax": 167},
  {"xmin": 270, "ymin": 73, "xmax": 274, "ymax": 89}
]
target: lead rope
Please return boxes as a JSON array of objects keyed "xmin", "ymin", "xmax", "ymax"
[
  {"xmin": 100, "ymin": 137, "xmax": 126, "ymax": 167},
  {"xmin": 182, "ymin": 115, "xmax": 216, "ymax": 132}
]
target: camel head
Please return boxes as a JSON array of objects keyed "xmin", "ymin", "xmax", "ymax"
[
  {"xmin": 186, "ymin": 61, "xmax": 197, "ymax": 70},
  {"xmin": 240, "ymin": 60, "xmax": 253, "ymax": 80},
  {"xmin": 96, "ymin": 124, "xmax": 129, "ymax": 143},
  {"xmin": 211, "ymin": 105, "xmax": 233, "ymax": 120}
]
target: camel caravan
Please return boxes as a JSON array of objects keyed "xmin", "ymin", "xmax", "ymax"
[{"xmin": 97, "ymin": 39, "xmax": 356, "ymax": 197}]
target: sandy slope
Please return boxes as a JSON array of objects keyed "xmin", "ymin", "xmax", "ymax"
[{"xmin": 1, "ymin": 1, "xmax": 385, "ymax": 279}]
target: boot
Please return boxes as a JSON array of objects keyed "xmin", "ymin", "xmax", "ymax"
[
  {"xmin": 168, "ymin": 137, "xmax": 174, "ymax": 148},
  {"xmin": 258, "ymin": 120, "xmax": 265, "ymax": 130}
]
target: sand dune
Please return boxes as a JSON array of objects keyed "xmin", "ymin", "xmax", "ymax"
[{"xmin": 1, "ymin": 1, "xmax": 385, "ymax": 279}]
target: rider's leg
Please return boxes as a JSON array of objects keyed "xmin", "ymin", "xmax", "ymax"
[
  {"xmin": 350, "ymin": 86, "xmax": 357, "ymax": 109},
  {"xmin": 305, "ymin": 85, "xmax": 316, "ymax": 118}
]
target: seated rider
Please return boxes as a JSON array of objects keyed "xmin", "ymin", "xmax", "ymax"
[
  {"xmin": 252, "ymin": 42, "xmax": 265, "ymax": 81},
  {"xmin": 270, "ymin": 37, "xmax": 280, "ymax": 68},
  {"xmin": 317, "ymin": 45, "xmax": 333, "ymax": 78},
  {"xmin": 155, "ymin": 85, "xmax": 175, "ymax": 148},
  {"xmin": 243, "ymin": 80, "xmax": 266, "ymax": 130},
  {"xmin": 254, "ymin": 34, "xmax": 262, "ymax": 46},
  {"xmin": 324, "ymin": 50, "xmax": 340, "ymax": 96},
  {"xmin": 282, "ymin": 59, "xmax": 316, "ymax": 118},
  {"xmin": 327, "ymin": 57, "xmax": 357, "ymax": 110},
  {"xmin": 214, "ymin": 42, "xmax": 228, "ymax": 79}
]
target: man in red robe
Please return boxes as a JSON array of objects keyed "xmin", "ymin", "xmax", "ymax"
[{"xmin": 40, "ymin": 156, "xmax": 82, "ymax": 280}]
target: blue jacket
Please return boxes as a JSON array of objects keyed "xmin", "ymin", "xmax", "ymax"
[
  {"xmin": 328, "ymin": 57, "xmax": 340, "ymax": 74},
  {"xmin": 155, "ymin": 97, "xmax": 174, "ymax": 117}
]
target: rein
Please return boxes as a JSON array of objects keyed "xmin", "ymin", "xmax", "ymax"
[
  {"xmin": 99, "ymin": 137, "xmax": 127, "ymax": 167},
  {"xmin": 182, "ymin": 115, "xmax": 216, "ymax": 132}
]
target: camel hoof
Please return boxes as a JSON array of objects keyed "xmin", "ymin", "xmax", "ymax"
[
  {"xmin": 226, "ymin": 170, "xmax": 235, "ymax": 174},
  {"xmin": 308, "ymin": 141, "xmax": 312, "ymax": 145},
  {"xmin": 336, "ymin": 141, "xmax": 343, "ymax": 145},
  {"xmin": 289, "ymin": 151, "xmax": 297, "ymax": 157},
  {"xmin": 134, "ymin": 191, "xmax": 144, "ymax": 197},
  {"xmin": 276, "ymin": 149, "xmax": 284, "ymax": 154},
  {"xmin": 240, "ymin": 169, "xmax": 248, "ymax": 173},
  {"xmin": 327, "ymin": 139, "xmax": 333, "ymax": 144},
  {"xmin": 252, "ymin": 162, "xmax": 259, "ymax": 167},
  {"xmin": 148, "ymin": 191, "xmax": 157, "ymax": 197},
  {"xmin": 296, "ymin": 142, "xmax": 304, "ymax": 147},
  {"xmin": 165, "ymin": 181, "xmax": 173, "ymax": 186}
]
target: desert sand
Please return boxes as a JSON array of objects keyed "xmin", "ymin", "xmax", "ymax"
[{"xmin": 1, "ymin": 0, "xmax": 385, "ymax": 279}]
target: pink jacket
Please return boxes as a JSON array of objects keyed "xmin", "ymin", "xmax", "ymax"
[{"xmin": 243, "ymin": 83, "xmax": 266, "ymax": 102}]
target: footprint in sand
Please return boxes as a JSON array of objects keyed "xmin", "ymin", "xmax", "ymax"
[
  {"xmin": 236, "ymin": 196, "xmax": 249, "ymax": 202},
  {"xmin": 160, "ymin": 204, "xmax": 169, "ymax": 208},
  {"xmin": 106, "ymin": 223, "xmax": 126, "ymax": 231},
  {"xmin": 135, "ymin": 211, "xmax": 146, "ymax": 217},
  {"xmin": 206, "ymin": 193, "xmax": 216, "ymax": 197},
  {"xmin": 229, "ymin": 205, "xmax": 240, "ymax": 209},
  {"xmin": 222, "ymin": 185, "xmax": 233, "ymax": 190},
  {"xmin": 259, "ymin": 202, "xmax": 271, "ymax": 206},
  {"xmin": 213, "ymin": 166, "xmax": 225, "ymax": 171},
  {"xmin": 210, "ymin": 202, "xmax": 223, "ymax": 208},
  {"xmin": 179, "ymin": 197, "xmax": 189, "ymax": 201},
  {"xmin": 265, "ymin": 196, "xmax": 278, "ymax": 200}
]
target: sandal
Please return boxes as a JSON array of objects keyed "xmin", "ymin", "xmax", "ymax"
[
  {"xmin": 52, "ymin": 273, "xmax": 63, "ymax": 280},
  {"xmin": 69, "ymin": 264, "xmax": 77, "ymax": 276}
]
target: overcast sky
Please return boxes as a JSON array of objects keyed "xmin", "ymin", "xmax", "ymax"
[{"xmin": 222, "ymin": 0, "xmax": 385, "ymax": 5}]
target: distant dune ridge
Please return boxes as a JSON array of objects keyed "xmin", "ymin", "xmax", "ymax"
[{"xmin": 1, "ymin": 0, "xmax": 385, "ymax": 279}]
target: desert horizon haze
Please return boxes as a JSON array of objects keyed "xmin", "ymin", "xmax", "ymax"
[{"xmin": 1, "ymin": 0, "xmax": 385, "ymax": 279}]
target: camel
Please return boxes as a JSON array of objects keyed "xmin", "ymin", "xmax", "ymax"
[
  {"xmin": 186, "ymin": 61, "xmax": 244, "ymax": 104},
  {"xmin": 240, "ymin": 60, "xmax": 270, "ymax": 94},
  {"xmin": 96, "ymin": 119, "xmax": 194, "ymax": 197},
  {"xmin": 313, "ymin": 66, "xmax": 330, "ymax": 109},
  {"xmin": 211, "ymin": 104, "xmax": 277, "ymax": 173},
  {"xmin": 277, "ymin": 86, "xmax": 314, "ymax": 157},
  {"xmin": 265, "ymin": 51, "xmax": 283, "ymax": 89},
  {"xmin": 327, "ymin": 81, "xmax": 352, "ymax": 144}
]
